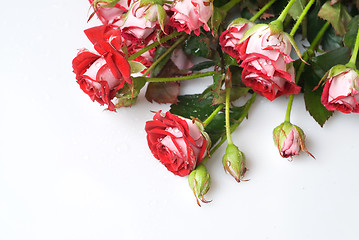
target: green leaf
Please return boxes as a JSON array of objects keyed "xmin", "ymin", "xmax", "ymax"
[
  {"xmin": 321, "ymin": 27, "xmax": 344, "ymax": 51},
  {"xmin": 170, "ymin": 94, "xmax": 246, "ymax": 144},
  {"xmin": 344, "ymin": 15, "xmax": 359, "ymax": 50},
  {"xmin": 303, "ymin": 66, "xmax": 333, "ymax": 127},
  {"xmin": 307, "ymin": 2, "xmax": 326, "ymax": 44},
  {"xmin": 212, "ymin": 86, "xmax": 250, "ymax": 105},
  {"xmin": 129, "ymin": 61, "xmax": 147, "ymax": 74},
  {"xmin": 311, "ymin": 47, "xmax": 350, "ymax": 73},
  {"xmin": 317, "ymin": 1, "xmax": 351, "ymax": 36},
  {"xmin": 302, "ymin": 47, "xmax": 350, "ymax": 126},
  {"xmin": 189, "ymin": 61, "xmax": 216, "ymax": 71},
  {"xmin": 183, "ymin": 34, "xmax": 212, "ymax": 58},
  {"xmin": 150, "ymin": 46, "xmax": 171, "ymax": 77},
  {"xmin": 288, "ymin": 0, "xmax": 306, "ymax": 20}
]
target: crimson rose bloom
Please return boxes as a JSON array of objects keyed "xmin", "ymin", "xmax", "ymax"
[
  {"xmin": 240, "ymin": 26, "xmax": 301, "ymax": 101},
  {"xmin": 72, "ymin": 25, "xmax": 131, "ymax": 111},
  {"xmin": 145, "ymin": 111, "xmax": 207, "ymax": 176},
  {"xmin": 321, "ymin": 66, "xmax": 359, "ymax": 113}
]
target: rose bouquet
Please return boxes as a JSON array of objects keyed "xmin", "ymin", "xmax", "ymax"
[{"xmin": 73, "ymin": 0, "xmax": 359, "ymax": 206}]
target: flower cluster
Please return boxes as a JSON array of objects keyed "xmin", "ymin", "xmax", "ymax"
[
  {"xmin": 73, "ymin": 0, "xmax": 214, "ymax": 110},
  {"xmin": 72, "ymin": 0, "xmax": 359, "ymax": 206}
]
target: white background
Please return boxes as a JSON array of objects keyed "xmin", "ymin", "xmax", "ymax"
[{"xmin": 1, "ymin": 1, "xmax": 359, "ymax": 239}]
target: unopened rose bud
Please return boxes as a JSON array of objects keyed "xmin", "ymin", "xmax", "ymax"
[
  {"xmin": 222, "ymin": 144, "xmax": 246, "ymax": 182},
  {"xmin": 188, "ymin": 164, "xmax": 211, "ymax": 206},
  {"xmin": 273, "ymin": 122, "xmax": 314, "ymax": 160}
]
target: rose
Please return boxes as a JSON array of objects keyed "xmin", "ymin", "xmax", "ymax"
[
  {"xmin": 145, "ymin": 111, "xmax": 208, "ymax": 176},
  {"xmin": 273, "ymin": 122, "xmax": 314, "ymax": 159},
  {"xmin": 168, "ymin": 0, "xmax": 212, "ymax": 36},
  {"xmin": 72, "ymin": 25, "xmax": 131, "ymax": 111},
  {"xmin": 116, "ymin": 1, "xmax": 164, "ymax": 44},
  {"xmin": 89, "ymin": 0, "xmax": 131, "ymax": 24},
  {"xmin": 219, "ymin": 18, "xmax": 254, "ymax": 61},
  {"xmin": 240, "ymin": 26, "xmax": 301, "ymax": 101},
  {"xmin": 321, "ymin": 66, "xmax": 359, "ymax": 113}
]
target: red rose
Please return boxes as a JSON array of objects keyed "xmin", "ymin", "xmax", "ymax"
[
  {"xmin": 321, "ymin": 66, "xmax": 359, "ymax": 113},
  {"xmin": 145, "ymin": 111, "xmax": 208, "ymax": 177},
  {"xmin": 240, "ymin": 26, "xmax": 301, "ymax": 101},
  {"xmin": 72, "ymin": 25, "xmax": 131, "ymax": 111}
]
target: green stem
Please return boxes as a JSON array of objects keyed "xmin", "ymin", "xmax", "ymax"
[
  {"xmin": 201, "ymin": 93, "xmax": 257, "ymax": 164},
  {"xmin": 347, "ymin": 25, "xmax": 359, "ymax": 68},
  {"xmin": 133, "ymin": 71, "xmax": 216, "ymax": 83},
  {"xmin": 203, "ymin": 104, "xmax": 224, "ymax": 126},
  {"xmin": 295, "ymin": 22, "xmax": 330, "ymax": 85},
  {"xmin": 128, "ymin": 31, "xmax": 182, "ymax": 61},
  {"xmin": 284, "ymin": 95, "xmax": 294, "ymax": 122},
  {"xmin": 220, "ymin": 0, "xmax": 242, "ymax": 14},
  {"xmin": 225, "ymin": 87, "xmax": 233, "ymax": 145},
  {"xmin": 284, "ymin": 22, "xmax": 330, "ymax": 122},
  {"xmin": 289, "ymin": 0, "xmax": 315, "ymax": 37},
  {"xmin": 249, "ymin": 0, "xmax": 277, "ymax": 22},
  {"xmin": 142, "ymin": 35, "xmax": 187, "ymax": 76},
  {"xmin": 277, "ymin": 0, "xmax": 297, "ymax": 23}
]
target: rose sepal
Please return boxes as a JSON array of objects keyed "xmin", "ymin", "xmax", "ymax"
[
  {"xmin": 222, "ymin": 143, "xmax": 246, "ymax": 182},
  {"xmin": 188, "ymin": 164, "xmax": 211, "ymax": 206},
  {"xmin": 238, "ymin": 24, "xmax": 267, "ymax": 44}
]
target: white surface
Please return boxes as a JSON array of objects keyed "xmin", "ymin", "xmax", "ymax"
[{"xmin": 1, "ymin": 1, "xmax": 359, "ymax": 240}]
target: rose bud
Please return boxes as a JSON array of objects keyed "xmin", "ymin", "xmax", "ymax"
[
  {"xmin": 222, "ymin": 143, "xmax": 246, "ymax": 182},
  {"xmin": 89, "ymin": 0, "xmax": 131, "ymax": 24},
  {"xmin": 219, "ymin": 18, "xmax": 254, "ymax": 62},
  {"xmin": 168, "ymin": 0, "xmax": 213, "ymax": 36},
  {"xmin": 188, "ymin": 164, "xmax": 211, "ymax": 206},
  {"xmin": 321, "ymin": 65, "xmax": 359, "ymax": 113},
  {"xmin": 145, "ymin": 111, "xmax": 209, "ymax": 177},
  {"xmin": 273, "ymin": 122, "xmax": 314, "ymax": 160},
  {"xmin": 239, "ymin": 25, "xmax": 301, "ymax": 101}
]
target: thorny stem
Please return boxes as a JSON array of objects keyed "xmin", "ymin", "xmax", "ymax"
[
  {"xmin": 133, "ymin": 71, "xmax": 216, "ymax": 83},
  {"xmin": 142, "ymin": 35, "xmax": 187, "ymax": 76},
  {"xmin": 127, "ymin": 31, "xmax": 182, "ymax": 61},
  {"xmin": 289, "ymin": 0, "xmax": 315, "ymax": 37},
  {"xmin": 203, "ymin": 104, "xmax": 224, "ymax": 126},
  {"xmin": 201, "ymin": 93, "xmax": 257, "ymax": 164},
  {"xmin": 249, "ymin": 0, "xmax": 277, "ymax": 22}
]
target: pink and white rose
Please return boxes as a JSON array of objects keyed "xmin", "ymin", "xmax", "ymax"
[
  {"xmin": 321, "ymin": 66, "xmax": 359, "ymax": 113},
  {"xmin": 240, "ymin": 26, "xmax": 301, "ymax": 101},
  {"xmin": 117, "ymin": 1, "xmax": 166, "ymax": 44},
  {"xmin": 219, "ymin": 18, "xmax": 254, "ymax": 61},
  {"xmin": 169, "ymin": 0, "xmax": 213, "ymax": 36},
  {"xmin": 89, "ymin": 0, "xmax": 132, "ymax": 24}
]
